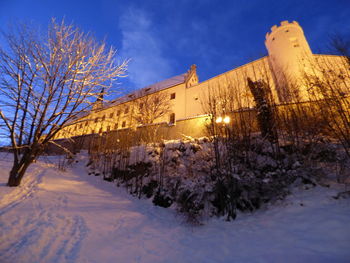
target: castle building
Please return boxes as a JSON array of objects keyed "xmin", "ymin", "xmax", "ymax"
[{"xmin": 55, "ymin": 20, "xmax": 349, "ymax": 140}]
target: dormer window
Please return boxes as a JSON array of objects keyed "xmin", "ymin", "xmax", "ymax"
[{"xmin": 170, "ymin": 93, "xmax": 176, "ymax": 100}]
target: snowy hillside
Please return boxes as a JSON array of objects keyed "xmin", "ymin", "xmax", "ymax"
[{"xmin": 0, "ymin": 152, "xmax": 349, "ymax": 263}]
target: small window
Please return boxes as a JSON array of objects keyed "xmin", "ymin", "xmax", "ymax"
[
  {"xmin": 114, "ymin": 123, "xmax": 118, "ymax": 130},
  {"xmin": 122, "ymin": 121, "xmax": 126, "ymax": 128},
  {"xmin": 85, "ymin": 121, "xmax": 88, "ymax": 127},
  {"xmin": 79, "ymin": 124, "xmax": 83, "ymax": 129},
  {"xmin": 91, "ymin": 129, "xmax": 95, "ymax": 134},
  {"xmin": 139, "ymin": 103, "xmax": 144, "ymax": 109},
  {"xmin": 169, "ymin": 113, "xmax": 175, "ymax": 124},
  {"xmin": 124, "ymin": 107, "xmax": 129, "ymax": 114},
  {"xmin": 109, "ymin": 113, "xmax": 114, "ymax": 118},
  {"xmin": 285, "ymin": 30, "xmax": 289, "ymax": 33},
  {"xmin": 116, "ymin": 110, "xmax": 121, "ymax": 116},
  {"xmin": 107, "ymin": 126, "xmax": 111, "ymax": 132},
  {"xmin": 102, "ymin": 115, "xmax": 105, "ymax": 121},
  {"xmin": 99, "ymin": 127, "xmax": 103, "ymax": 133},
  {"xmin": 170, "ymin": 93, "xmax": 176, "ymax": 100},
  {"xmin": 95, "ymin": 117, "xmax": 99, "ymax": 123},
  {"xmin": 272, "ymin": 37, "xmax": 275, "ymax": 41}
]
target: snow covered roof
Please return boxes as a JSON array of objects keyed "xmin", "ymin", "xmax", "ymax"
[
  {"xmin": 68, "ymin": 72, "xmax": 187, "ymax": 122},
  {"xmin": 109, "ymin": 73, "xmax": 186, "ymax": 106}
]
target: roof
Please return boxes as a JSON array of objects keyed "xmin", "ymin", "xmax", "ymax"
[{"xmin": 108, "ymin": 73, "xmax": 187, "ymax": 106}]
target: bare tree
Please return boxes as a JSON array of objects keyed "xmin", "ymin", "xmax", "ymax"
[
  {"xmin": 131, "ymin": 90, "xmax": 172, "ymax": 143},
  {"xmin": 0, "ymin": 19, "xmax": 128, "ymax": 186},
  {"xmin": 329, "ymin": 34, "xmax": 350, "ymax": 65}
]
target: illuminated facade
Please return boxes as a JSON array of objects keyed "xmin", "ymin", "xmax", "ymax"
[{"xmin": 55, "ymin": 21, "xmax": 349, "ymax": 140}]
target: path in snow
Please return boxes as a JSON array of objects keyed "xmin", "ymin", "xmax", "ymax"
[{"xmin": 0, "ymin": 153, "xmax": 349, "ymax": 263}]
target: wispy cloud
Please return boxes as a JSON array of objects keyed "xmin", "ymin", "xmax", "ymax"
[{"xmin": 119, "ymin": 7, "xmax": 172, "ymax": 89}]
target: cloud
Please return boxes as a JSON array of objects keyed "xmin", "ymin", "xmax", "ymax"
[{"xmin": 119, "ymin": 7, "xmax": 173, "ymax": 89}]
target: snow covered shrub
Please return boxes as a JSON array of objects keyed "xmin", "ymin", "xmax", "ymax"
[
  {"xmin": 86, "ymin": 135, "xmax": 349, "ymax": 224},
  {"xmin": 142, "ymin": 179, "xmax": 158, "ymax": 198},
  {"xmin": 171, "ymin": 175, "xmax": 214, "ymax": 224},
  {"xmin": 153, "ymin": 189, "xmax": 173, "ymax": 208}
]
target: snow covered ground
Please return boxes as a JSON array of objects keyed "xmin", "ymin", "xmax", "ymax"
[{"xmin": 0, "ymin": 152, "xmax": 349, "ymax": 263}]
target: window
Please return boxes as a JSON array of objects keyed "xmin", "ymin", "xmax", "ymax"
[
  {"xmin": 139, "ymin": 103, "xmax": 144, "ymax": 109},
  {"xmin": 170, "ymin": 93, "xmax": 176, "ymax": 100},
  {"xmin": 85, "ymin": 121, "xmax": 88, "ymax": 127},
  {"xmin": 290, "ymin": 37, "xmax": 299, "ymax": 48},
  {"xmin": 95, "ymin": 117, "xmax": 99, "ymax": 123},
  {"xmin": 102, "ymin": 115, "xmax": 106, "ymax": 121},
  {"xmin": 116, "ymin": 110, "xmax": 121, "ymax": 116},
  {"xmin": 169, "ymin": 113, "xmax": 175, "ymax": 125},
  {"xmin": 109, "ymin": 112, "xmax": 114, "ymax": 118},
  {"xmin": 122, "ymin": 121, "xmax": 126, "ymax": 128},
  {"xmin": 91, "ymin": 129, "xmax": 95, "ymax": 134},
  {"xmin": 114, "ymin": 123, "xmax": 118, "ymax": 130},
  {"xmin": 107, "ymin": 126, "xmax": 111, "ymax": 132},
  {"xmin": 99, "ymin": 127, "xmax": 103, "ymax": 133},
  {"xmin": 79, "ymin": 124, "xmax": 82, "ymax": 129},
  {"xmin": 124, "ymin": 107, "xmax": 129, "ymax": 114}
]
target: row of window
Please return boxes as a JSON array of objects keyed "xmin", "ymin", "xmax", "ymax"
[
  {"xmin": 61, "ymin": 112, "xmax": 177, "ymax": 137},
  {"xmin": 59, "ymin": 92, "xmax": 178, "ymax": 137},
  {"xmin": 94, "ymin": 107, "xmax": 129, "ymax": 123},
  {"xmin": 92, "ymin": 93, "xmax": 176, "ymax": 123},
  {"xmin": 91, "ymin": 121, "xmax": 127, "ymax": 134}
]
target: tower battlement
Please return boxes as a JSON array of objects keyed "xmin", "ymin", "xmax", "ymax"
[{"xmin": 265, "ymin": 20, "xmax": 302, "ymax": 40}]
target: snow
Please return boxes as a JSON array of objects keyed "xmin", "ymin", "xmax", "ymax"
[{"xmin": 0, "ymin": 152, "xmax": 350, "ymax": 263}]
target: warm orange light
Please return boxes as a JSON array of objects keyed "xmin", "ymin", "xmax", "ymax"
[
  {"xmin": 215, "ymin": 117, "xmax": 223, "ymax": 123},
  {"xmin": 223, "ymin": 116, "xmax": 230, "ymax": 124}
]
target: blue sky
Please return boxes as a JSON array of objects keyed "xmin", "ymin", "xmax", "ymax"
[{"xmin": 1, "ymin": 0, "xmax": 349, "ymax": 94}]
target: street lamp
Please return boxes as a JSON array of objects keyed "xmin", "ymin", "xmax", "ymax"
[
  {"xmin": 215, "ymin": 116, "xmax": 223, "ymax": 123},
  {"xmin": 216, "ymin": 116, "xmax": 230, "ymax": 124},
  {"xmin": 223, "ymin": 116, "xmax": 230, "ymax": 124}
]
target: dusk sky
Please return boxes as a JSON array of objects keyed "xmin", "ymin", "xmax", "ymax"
[{"xmin": 1, "ymin": 0, "xmax": 349, "ymax": 94}]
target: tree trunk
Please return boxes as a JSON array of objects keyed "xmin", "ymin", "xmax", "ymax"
[{"xmin": 7, "ymin": 156, "xmax": 34, "ymax": 187}]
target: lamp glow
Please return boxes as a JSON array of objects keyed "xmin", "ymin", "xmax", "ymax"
[
  {"xmin": 223, "ymin": 116, "xmax": 230, "ymax": 124},
  {"xmin": 215, "ymin": 117, "xmax": 223, "ymax": 123}
]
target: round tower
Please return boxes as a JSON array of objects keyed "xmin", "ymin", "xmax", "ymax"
[{"xmin": 265, "ymin": 20, "xmax": 313, "ymax": 102}]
